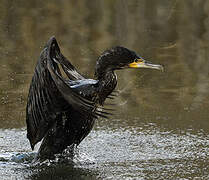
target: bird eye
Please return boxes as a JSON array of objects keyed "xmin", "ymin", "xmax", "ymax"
[{"xmin": 134, "ymin": 58, "xmax": 138, "ymax": 62}]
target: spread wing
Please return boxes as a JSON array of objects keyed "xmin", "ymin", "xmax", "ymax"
[{"xmin": 26, "ymin": 37, "xmax": 97, "ymax": 150}]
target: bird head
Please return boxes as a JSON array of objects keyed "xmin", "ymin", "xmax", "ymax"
[{"xmin": 95, "ymin": 46, "xmax": 163, "ymax": 79}]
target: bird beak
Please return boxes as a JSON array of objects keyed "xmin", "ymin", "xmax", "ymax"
[{"xmin": 128, "ymin": 58, "xmax": 164, "ymax": 72}]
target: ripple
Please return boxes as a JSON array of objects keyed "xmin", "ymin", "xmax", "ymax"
[{"xmin": 0, "ymin": 125, "xmax": 209, "ymax": 179}]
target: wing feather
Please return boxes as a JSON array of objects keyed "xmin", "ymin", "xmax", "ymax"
[{"xmin": 26, "ymin": 37, "xmax": 96, "ymax": 149}]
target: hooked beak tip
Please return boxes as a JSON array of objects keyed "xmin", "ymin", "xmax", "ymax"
[{"xmin": 150, "ymin": 64, "xmax": 164, "ymax": 72}]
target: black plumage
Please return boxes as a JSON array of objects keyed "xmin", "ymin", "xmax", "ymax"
[{"xmin": 26, "ymin": 37, "xmax": 163, "ymax": 161}]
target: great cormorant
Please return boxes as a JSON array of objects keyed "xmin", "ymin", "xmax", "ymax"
[{"xmin": 26, "ymin": 37, "xmax": 163, "ymax": 161}]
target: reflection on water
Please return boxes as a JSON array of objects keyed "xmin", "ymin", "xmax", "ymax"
[{"xmin": 0, "ymin": 0, "xmax": 209, "ymax": 179}]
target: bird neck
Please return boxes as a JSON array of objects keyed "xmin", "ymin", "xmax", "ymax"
[{"xmin": 96, "ymin": 70, "xmax": 117, "ymax": 105}]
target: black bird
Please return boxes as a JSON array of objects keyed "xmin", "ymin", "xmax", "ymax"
[{"xmin": 26, "ymin": 37, "xmax": 163, "ymax": 161}]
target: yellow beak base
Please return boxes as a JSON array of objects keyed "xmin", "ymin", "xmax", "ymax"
[{"xmin": 128, "ymin": 58, "xmax": 163, "ymax": 71}]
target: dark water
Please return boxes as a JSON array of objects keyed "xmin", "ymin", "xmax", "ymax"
[{"xmin": 0, "ymin": 0, "xmax": 209, "ymax": 179}]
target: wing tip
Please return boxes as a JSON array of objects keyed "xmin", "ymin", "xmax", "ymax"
[
  {"xmin": 27, "ymin": 138, "xmax": 35, "ymax": 150},
  {"xmin": 46, "ymin": 36, "xmax": 58, "ymax": 49},
  {"xmin": 27, "ymin": 132, "xmax": 35, "ymax": 150},
  {"xmin": 49, "ymin": 35, "xmax": 56, "ymax": 42},
  {"xmin": 31, "ymin": 144, "xmax": 35, "ymax": 151}
]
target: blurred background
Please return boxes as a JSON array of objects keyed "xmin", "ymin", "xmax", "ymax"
[{"xmin": 0, "ymin": 0, "xmax": 209, "ymax": 179}]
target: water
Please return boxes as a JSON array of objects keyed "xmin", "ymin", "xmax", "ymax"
[
  {"xmin": 1, "ymin": 124, "xmax": 209, "ymax": 179},
  {"xmin": 0, "ymin": 0, "xmax": 209, "ymax": 179}
]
